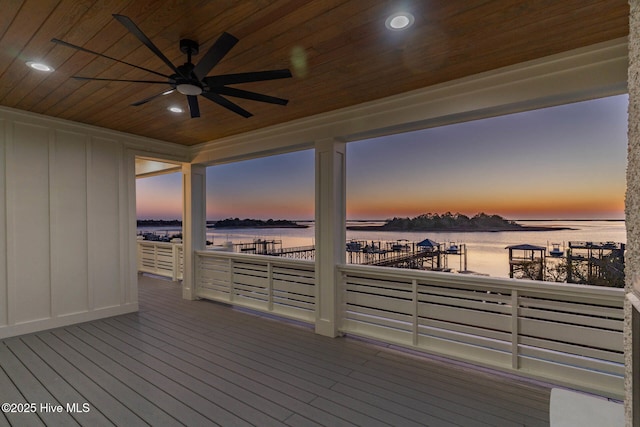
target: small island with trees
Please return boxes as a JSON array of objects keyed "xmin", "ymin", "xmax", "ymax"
[
  {"xmin": 347, "ymin": 212, "xmax": 571, "ymax": 232},
  {"xmin": 211, "ymin": 218, "xmax": 309, "ymax": 228}
]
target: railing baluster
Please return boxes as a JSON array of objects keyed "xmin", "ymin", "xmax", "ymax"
[
  {"xmin": 229, "ymin": 257, "xmax": 234, "ymax": 302},
  {"xmin": 511, "ymin": 289, "xmax": 519, "ymax": 370},
  {"xmin": 172, "ymin": 243, "xmax": 178, "ymax": 281},
  {"xmin": 412, "ymin": 279, "xmax": 418, "ymax": 346},
  {"xmin": 194, "ymin": 253, "xmax": 200, "ymax": 293},
  {"xmin": 153, "ymin": 244, "xmax": 159, "ymax": 274},
  {"xmin": 267, "ymin": 262, "xmax": 274, "ymax": 312}
]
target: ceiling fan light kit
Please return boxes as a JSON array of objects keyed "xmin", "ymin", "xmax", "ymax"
[
  {"xmin": 52, "ymin": 14, "xmax": 292, "ymax": 119},
  {"xmin": 176, "ymin": 84, "xmax": 203, "ymax": 96}
]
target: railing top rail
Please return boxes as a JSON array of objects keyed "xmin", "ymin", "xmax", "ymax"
[
  {"xmin": 196, "ymin": 249, "xmax": 315, "ymax": 268},
  {"xmin": 338, "ymin": 263, "xmax": 624, "ymax": 301}
]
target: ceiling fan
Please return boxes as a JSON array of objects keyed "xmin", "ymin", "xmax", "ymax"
[{"xmin": 52, "ymin": 14, "xmax": 292, "ymax": 118}]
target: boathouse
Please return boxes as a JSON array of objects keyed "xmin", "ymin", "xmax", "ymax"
[
  {"xmin": 0, "ymin": 2, "xmax": 637, "ymax": 425},
  {"xmin": 506, "ymin": 244, "xmax": 547, "ymax": 280}
]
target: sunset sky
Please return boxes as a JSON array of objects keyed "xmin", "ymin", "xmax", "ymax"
[{"xmin": 136, "ymin": 94, "xmax": 628, "ymax": 221}]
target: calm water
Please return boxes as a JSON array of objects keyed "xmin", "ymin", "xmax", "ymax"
[{"xmin": 140, "ymin": 220, "xmax": 626, "ymax": 278}]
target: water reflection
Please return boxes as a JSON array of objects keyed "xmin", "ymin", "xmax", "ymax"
[{"xmin": 194, "ymin": 220, "xmax": 626, "ymax": 279}]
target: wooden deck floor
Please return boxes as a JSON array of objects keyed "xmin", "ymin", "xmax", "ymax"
[{"xmin": 0, "ymin": 275, "xmax": 551, "ymax": 426}]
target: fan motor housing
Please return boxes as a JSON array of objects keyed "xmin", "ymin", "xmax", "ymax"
[{"xmin": 180, "ymin": 39, "xmax": 199, "ymax": 56}]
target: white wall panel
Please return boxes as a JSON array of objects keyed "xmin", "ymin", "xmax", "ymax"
[
  {"xmin": 0, "ymin": 119, "xmax": 6, "ymax": 327},
  {"xmin": 0, "ymin": 107, "xmax": 175, "ymax": 339},
  {"xmin": 50, "ymin": 130, "xmax": 88, "ymax": 316},
  {"xmin": 9, "ymin": 122, "xmax": 51, "ymax": 323},
  {"xmin": 87, "ymin": 137, "xmax": 121, "ymax": 309}
]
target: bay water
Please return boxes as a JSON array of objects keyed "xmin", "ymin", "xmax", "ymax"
[{"xmin": 139, "ymin": 220, "xmax": 625, "ymax": 278}]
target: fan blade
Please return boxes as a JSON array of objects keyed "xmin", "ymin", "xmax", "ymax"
[
  {"xmin": 187, "ymin": 95, "xmax": 200, "ymax": 118},
  {"xmin": 203, "ymin": 69, "xmax": 292, "ymax": 86},
  {"xmin": 72, "ymin": 76, "xmax": 169, "ymax": 84},
  {"xmin": 131, "ymin": 90, "xmax": 172, "ymax": 106},
  {"xmin": 112, "ymin": 14, "xmax": 184, "ymax": 78},
  {"xmin": 212, "ymin": 86, "xmax": 288, "ymax": 105},
  {"xmin": 193, "ymin": 32, "xmax": 238, "ymax": 81},
  {"xmin": 51, "ymin": 38, "xmax": 170, "ymax": 78},
  {"xmin": 202, "ymin": 92, "xmax": 252, "ymax": 118}
]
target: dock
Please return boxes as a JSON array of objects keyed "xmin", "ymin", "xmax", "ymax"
[
  {"xmin": 507, "ymin": 241, "xmax": 625, "ymax": 287},
  {"xmin": 233, "ymin": 239, "xmax": 316, "ymax": 260},
  {"xmin": 227, "ymin": 238, "xmax": 469, "ymax": 271}
]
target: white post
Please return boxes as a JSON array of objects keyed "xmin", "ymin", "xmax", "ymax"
[
  {"xmin": 314, "ymin": 138, "xmax": 346, "ymax": 337},
  {"xmin": 628, "ymin": 3, "xmax": 640, "ymax": 424},
  {"xmin": 182, "ymin": 164, "xmax": 206, "ymax": 300}
]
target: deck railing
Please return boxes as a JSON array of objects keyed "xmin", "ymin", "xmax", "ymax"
[
  {"xmin": 337, "ymin": 263, "xmax": 624, "ymax": 399},
  {"xmin": 195, "ymin": 250, "xmax": 316, "ymax": 322},
  {"xmin": 187, "ymin": 251, "xmax": 624, "ymax": 398},
  {"xmin": 137, "ymin": 240, "xmax": 184, "ymax": 281}
]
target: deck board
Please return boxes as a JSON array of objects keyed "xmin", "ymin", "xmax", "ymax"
[
  {"xmin": 139, "ymin": 286, "xmax": 547, "ymax": 425},
  {"xmin": 109, "ymin": 316, "xmax": 320, "ymax": 402},
  {"xmin": 73, "ymin": 323, "xmax": 251, "ymax": 427},
  {"xmin": 50, "ymin": 328, "xmax": 207, "ymax": 426},
  {"xmin": 17, "ymin": 334, "xmax": 144, "ymax": 427},
  {"xmin": 367, "ymin": 351, "xmax": 550, "ymax": 417},
  {"xmin": 4, "ymin": 337, "xmax": 114, "ymax": 427},
  {"xmin": 0, "ymin": 340, "xmax": 78, "ymax": 427},
  {"xmin": 96, "ymin": 318, "xmax": 294, "ymax": 425},
  {"xmin": 0, "ymin": 274, "xmax": 552, "ymax": 426},
  {"xmin": 0, "ymin": 346, "xmax": 45, "ymax": 427}
]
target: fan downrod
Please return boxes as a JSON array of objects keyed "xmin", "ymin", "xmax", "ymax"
[{"xmin": 174, "ymin": 39, "xmax": 203, "ymax": 95}]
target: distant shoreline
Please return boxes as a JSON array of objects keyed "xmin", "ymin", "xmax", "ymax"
[
  {"xmin": 137, "ymin": 220, "xmax": 181, "ymax": 227},
  {"xmin": 137, "ymin": 219, "xmax": 309, "ymax": 228},
  {"xmin": 346, "ymin": 225, "xmax": 574, "ymax": 232},
  {"xmin": 138, "ymin": 218, "xmax": 621, "ymax": 228},
  {"xmin": 208, "ymin": 224, "xmax": 309, "ymax": 229},
  {"xmin": 513, "ymin": 218, "xmax": 624, "ymax": 222},
  {"xmin": 210, "ymin": 218, "xmax": 309, "ymax": 229}
]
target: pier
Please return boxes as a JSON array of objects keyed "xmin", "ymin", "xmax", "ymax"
[
  {"xmin": 507, "ymin": 241, "xmax": 625, "ymax": 287},
  {"xmin": 232, "ymin": 239, "xmax": 316, "ymax": 260},
  {"xmin": 141, "ymin": 234, "xmax": 625, "ymax": 286},
  {"xmin": 506, "ymin": 244, "xmax": 546, "ymax": 281},
  {"xmin": 346, "ymin": 239, "xmax": 467, "ymax": 272},
  {"xmin": 226, "ymin": 238, "xmax": 469, "ymax": 271},
  {"xmin": 566, "ymin": 241, "xmax": 625, "ymax": 286}
]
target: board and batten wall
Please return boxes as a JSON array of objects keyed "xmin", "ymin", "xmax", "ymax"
[{"xmin": 0, "ymin": 107, "xmax": 187, "ymax": 339}]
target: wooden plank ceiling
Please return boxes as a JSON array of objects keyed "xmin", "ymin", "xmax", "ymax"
[{"xmin": 0, "ymin": 0, "xmax": 629, "ymax": 146}]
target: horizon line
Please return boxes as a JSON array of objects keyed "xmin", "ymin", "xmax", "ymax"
[{"xmin": 137, "ymin": 217, "xmax": 626, "ymax": 222}]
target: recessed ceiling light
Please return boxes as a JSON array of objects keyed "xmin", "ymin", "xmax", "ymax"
[
  {"xmin": 168, "ymin": 106, "xmax": 183, "ymax": 113},
  {"xmin": 385, "ymin": 12, "xmax": 415, "ymax": 31},
  {"xmin": 26, "ymin": 61, "xmax": 54, "ymax": 72}
]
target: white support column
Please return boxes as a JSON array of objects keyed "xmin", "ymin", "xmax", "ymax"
[
  {"xmin": 314, "ymin": 138, "xmax": 346, "ymax": 337},
  {"xmin": 628, "ymin": 3, "xmax": 640, "ymax": 425},
  {"xmin": 182, "ymin": 163, "xmax": 206, "ymax": 300}
]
